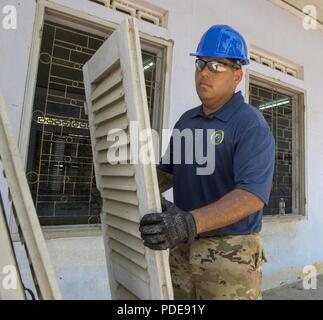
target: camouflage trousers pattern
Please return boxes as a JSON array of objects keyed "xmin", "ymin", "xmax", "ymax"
[{"xmin": 169, "ymin": 233, "xmax": 266, "ymax": 300}]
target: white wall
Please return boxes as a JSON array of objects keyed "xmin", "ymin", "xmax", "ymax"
[
  {"xmin": 1, "ymin": 0, "xmax": 323, "ymax": 298},
  {"xmin": 0, "ymin": 0, "xmax": 35, "ymax": 139},
  {"xmin": 0, "ymin": 0, "xmax": 36, "ymax": 221},
  {"xmin": 14, "ymin": 235, "xmax": 110, "ymax": 300}
]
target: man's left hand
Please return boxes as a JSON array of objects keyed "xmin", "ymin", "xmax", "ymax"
[{"xmin": 139, "ymin": 204, "xmax": 197, "ymax": 250}]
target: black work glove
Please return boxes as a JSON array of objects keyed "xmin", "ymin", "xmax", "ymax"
[{"xmin": 139, "ymin": 204, "xmax": 197, "ymax": 250}]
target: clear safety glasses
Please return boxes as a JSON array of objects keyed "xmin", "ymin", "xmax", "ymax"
[{"xmin": 195, "ymin": 58, "xmax": 240, "ymax": 73}]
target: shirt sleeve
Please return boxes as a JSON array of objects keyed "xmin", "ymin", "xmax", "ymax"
[
  {"xmin": 157, "ymin": 135, "xmax": 174, "ymax": 174},
  {"xmin": 233, "ymin": 126, "xmax": 275, "ymax": 205}
]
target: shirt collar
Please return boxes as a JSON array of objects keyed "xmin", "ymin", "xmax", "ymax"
[{"xmin": 190, "ymin": 91, "xmax": 245, "ymax": 122}]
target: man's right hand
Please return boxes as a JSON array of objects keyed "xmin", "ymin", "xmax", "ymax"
[{"xmin": 139, "ymin": 204, "xmax": 197, "ymax": 250}]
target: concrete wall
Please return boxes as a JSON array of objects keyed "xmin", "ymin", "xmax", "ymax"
[
  {"xmin": 1, "ymin": 0, "xmax": 323, "ymax": 298},
  {"xmin": 13, "ymin": 235, "xmax": 110, "ymax": 300},
  {"xmin": 0, "ymin": 0, "xmax": 35, "ymax": 140},
  {"xmin": 0, "ymin": 0, "xmax": 36, "ymax": 220}
]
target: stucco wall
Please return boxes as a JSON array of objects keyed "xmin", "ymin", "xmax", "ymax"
[{"xmin": 13, "ymin": 235, "xmax": 111, "ymax": 299}]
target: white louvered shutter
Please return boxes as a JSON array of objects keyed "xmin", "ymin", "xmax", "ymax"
[
  {"xmin": 0, "ymin": 91, "xmax": 62, "ymax": 300},
  {"xmin": 83, "ymin": 18, "xmax": 173, "ymax": 300}
]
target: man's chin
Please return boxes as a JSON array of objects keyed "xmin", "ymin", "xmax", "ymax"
[{"xmin": 198, "ymin": 95, "xmax": 211, "ymax": 104}]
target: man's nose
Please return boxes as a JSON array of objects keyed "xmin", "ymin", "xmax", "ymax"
[{"xmin": 199, "ymin": 65, "xmax": 212, "ymax": 77}]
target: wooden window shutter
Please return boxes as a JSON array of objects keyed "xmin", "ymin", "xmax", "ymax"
[
  {"xmin": 83, "ymin": 18, "xmax": 173, "ymax": 300},
  {"xmin": 0, "ymin": 91, "xmax": 62, "ymax": 300}
]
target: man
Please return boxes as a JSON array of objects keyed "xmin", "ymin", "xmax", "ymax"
[{"xmin": 139, "ymin": 25, "xmax": 275, "ymax": 300}]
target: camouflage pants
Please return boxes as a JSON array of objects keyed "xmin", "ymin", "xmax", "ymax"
[{"xmin": 169, "ymin": 233, "xmax": 266, "ymax": 300}]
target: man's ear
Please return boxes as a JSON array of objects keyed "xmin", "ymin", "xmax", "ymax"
[{"xmin": 234, "ymin": 69, "xmax": 243, "ymax": 85}]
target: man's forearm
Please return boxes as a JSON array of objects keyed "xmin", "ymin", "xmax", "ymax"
[
  {"xmin": 192, "ymin": 189, "xmax": 264, "ymax": 234},
  {"xmin": 157, "ymin": 168, "xmax": 173, "ymax": 193}
]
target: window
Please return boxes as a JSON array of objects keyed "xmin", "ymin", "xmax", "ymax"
[
  {"xmin": 27, "ymin": 20, "xmax": 164, "ymax": 225},
  {"xmin": 249, "ymin": 77, "xmax": 305, "ymax": 216}
]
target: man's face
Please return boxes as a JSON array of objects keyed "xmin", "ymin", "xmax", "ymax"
[{"xmin": 195, "ymin": 57, "xmax": 243, "ymax": 108}]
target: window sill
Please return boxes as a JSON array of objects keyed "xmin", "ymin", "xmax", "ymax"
[
  {"xmin": 263, "ymin": 214, "xmax": 306, "ymax": 223},
  {"xmin": 11, "ymin": 224, "xmax": 102, "ymax": 242},
  {"xmin": 42, "ymin": 224, "xmax": 102, "ymax": 240}
]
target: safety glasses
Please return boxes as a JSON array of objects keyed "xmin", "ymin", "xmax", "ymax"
[{"xmin": 195, "ymin": 58, "xmax": 240, "ymax": 73}]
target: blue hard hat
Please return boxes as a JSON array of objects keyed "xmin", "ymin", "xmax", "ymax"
[{"xmin": 190, "ymin": 24, "xmax": 249, "ymax": 65}]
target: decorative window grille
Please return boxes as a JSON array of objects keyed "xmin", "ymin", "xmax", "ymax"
[
  {"xmin": 88, "ymin": 0, "xmax": 168, "ymax": 27},
  {"xmin": 249, "ymin": 79, "xmax": 305, "ymax": 216},
  {"xmin": 250, "ymin": 48, "xmax": 302, "ymax": 80}
]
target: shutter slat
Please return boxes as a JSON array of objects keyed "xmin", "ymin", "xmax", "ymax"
[
  {"xmin": 94, "ymin": 115, "xmax": 128, "ymax": 139},
  {"xmin": 95, "ymin": 131, "xmax": 129, "ymax": 152},
  {"xmin": 102, "ymin": 188, "xmax": 138, "ymax": 205},
  {"xmin": 93, "ymin": 100, "xmax": 127, "ymax": 126},
  {"xmin": 97, "ymin": 146, "xmax": 131, "ymax": 164},
  {"xmin": 103, "ymin": 199, "xmax": 140, "ymax": 223},
  {"xmin": 116, "ymin": 284, "xmax": 139, "ymax": 300},
  {"xmin": 106, "ymin": 214, "xmax": 141, "ymax": 238},
  {"xmin": 92, "ymin": 67, "xmax": 123, "ymax": 102},
  {"xmin": 107, "ymin": 226, "xmax": 145, "ymax": 255},
  {"xmin": 113, "ymin": 258, "xmax": 150, "ymax": 300},
  {"xmin": 92, "ymin": 85, "xmax": 125, "ymax": 113},
  {"xmin": 98, "ymin": 164, "xmax": 134, "ymax": 177},
  {"xmin": 109, "ymin": 239, "xmax": 147, "ymax": 269},
  {"xmin": 111, "ymin": 251, "xmax": 149, "ymax": 284},
  {"xmin": 101, "ymin": 176, "xmax": 136, "ymax": 191}
]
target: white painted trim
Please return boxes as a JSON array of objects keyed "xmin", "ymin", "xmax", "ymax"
[
  {"xmin": 0, "ymin": 90, "xmax": 62, "ymax": 300},
  {"xmin": 0, "ymin": 202, "xmax": 25, "ymax": 299},
  {"xmin": 18, "ymin": 2, "xmax": 45, "ymax": 167},
  {"xmin": 11, "ymin": 225, "xmax": 102, "ymax": 241},
  {"xmin": 48, "ymin": 0, "xmax": 171, "ymax": 41},
  {"xmin": 263, "ymin": 214, "xmax": 306, "ymax": 223}
]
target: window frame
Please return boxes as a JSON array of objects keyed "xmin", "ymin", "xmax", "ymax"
[
  {"xmin": 14, "ymin": 0, "xmax": 173, "ymax": 235},
  {"xmin": 141, "ymin": 41, "xmax": 165, "ymax": 132},
  {"xmin": 246, "ymin": 70, "xmax": 306, "ymax": 218}
]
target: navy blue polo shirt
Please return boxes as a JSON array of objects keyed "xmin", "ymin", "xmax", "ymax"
[{"xmin": 158, "ymin": 91, "xmax": 275, "ymax": 236}]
